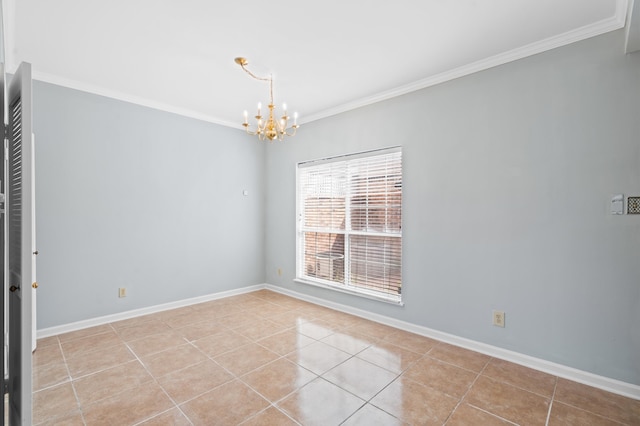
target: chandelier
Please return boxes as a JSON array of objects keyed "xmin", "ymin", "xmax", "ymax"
[{"xmin": 235, "ymin": 57, "xmax": 299, "ymax": 141}]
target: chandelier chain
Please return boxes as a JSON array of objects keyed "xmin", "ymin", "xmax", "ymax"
[{"xmin": 238, "ymin": 63, "xmax": 274, "ymax": 105}]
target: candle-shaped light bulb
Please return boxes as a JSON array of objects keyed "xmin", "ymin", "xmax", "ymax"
[
  {"xmin": 283, "ymin": 103, "xmax": 287, "ymax": 115},
  {"xmin": 243, "ymin": 110, "xmax": 248, "ymax": 124},
  {"xmin": 294, "ymin": 112, "xmax": 298, "ymax": 125},
  {"xmin": 257, "ymin": 102, "xmax": 262, "ymax": 116}
]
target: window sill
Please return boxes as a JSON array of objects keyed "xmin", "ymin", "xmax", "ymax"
[{"xmin": 294, "ymin": 278, "xmax": 404, "ymax": 307}]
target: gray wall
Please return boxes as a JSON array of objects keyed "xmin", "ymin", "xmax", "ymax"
[
  {"xmin": 32, "ymin": 29, "xmax": 639, "ymax": 385},
  {"xmin": 265, "ymin": 30, "xmax": 640, "ymax": 385},
  {"xmin": 34, "ymin": 82, "xmax": 265, "ymax": 328}
]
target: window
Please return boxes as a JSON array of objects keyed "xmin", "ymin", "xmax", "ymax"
[{"xmin": 296, "ymin": 147, "xmax": 402, "ymax": 303}]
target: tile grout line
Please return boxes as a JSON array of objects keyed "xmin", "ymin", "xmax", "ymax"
[
  {"xmin": 171, "ymin": 328, "xmax": 305, "ymax": 423},
  {"xmin": 346, "ymin": 342, "xmax": 442, "ymax": 424},
  {"xmin": 131, "ymin": 407, "xmax": 194, "ymax": 426},
  {"xmin": 326, "ymin": 340, "xmax": 423, "ymax": 425},
  {"xmin": 465, "ymin": 404, "xmax": 520, "ymax": 426},
  {"xmin": 121, "ymin": 337, "xmax": 195, "ymax": 425},
  {"xmin": 234, "ymin": 360, "xmax": 308, "ymax": 425},
  {"xmin": 442, "ymin": 356, "xmax": 492, "ymax": 425},
  {"xmin": 276, "ymin": 320, "xmax": 432, "ymax": 423},
  {"xmin": 36, "ymin": 291, "xmax": 637, "ymax": 425},
  {"xmin": 338, "ymin": 373, "xmax": 401, "ymax": 425},
  {"xmin": 232, "ymin": 324, "xmax": 368, "ymax": 424},
  {"xmin": 475, "ymin": 358, "xmax": 561, "ymax": 400},
  {"xmin": 59, "ymin": 336, "xmax": 88, "ymax": 426},
  {"xmin": 545, "ymin": 376, "xmax": 559, "ymax": 426},
  {"xmin": 452, "ymin": 357, "xmax": 558, "ymax": 425},
  {"xmin": 237, "ymin": 404, "xmax": 302, "ymax": 426},
  {"xmin": 166, "ymin": 340, "xmax": 267, "ymax": 408},
  {"xmin": 35, "ymin": 296, "xmax": 355, "ymax": 423},
  {"xmin": 56, "ymin": 326, "xmax": 138, "ymax": 385},
  {"xmin": 547, "ymin": 391, "xmax": 630, "ymax": 425}
]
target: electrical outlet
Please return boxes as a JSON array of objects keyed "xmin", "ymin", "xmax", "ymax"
[
  {"xmin": 119, "ymin": 287, "xmax": 126, "ymax": 298},
  {"xmin": 493, "ymin": 310, "xmax": 505, "ymax": 327}
]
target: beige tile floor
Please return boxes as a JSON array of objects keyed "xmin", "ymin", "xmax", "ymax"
[{"xmin": 32, "ymin": 290, "xmax": 640, "ymax": 425}]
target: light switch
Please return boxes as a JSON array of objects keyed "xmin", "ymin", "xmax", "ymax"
[{"xmin": 611, "ymin": 194, "xmax": 624, "ymax": 215}]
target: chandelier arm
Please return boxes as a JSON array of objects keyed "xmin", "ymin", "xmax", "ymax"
[{"xmin": 243, "ymin": 125, "xmax": 258, "ymax": 136}]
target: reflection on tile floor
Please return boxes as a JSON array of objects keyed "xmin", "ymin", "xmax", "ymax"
[{"xmin": 33, "ymin": 290, "xmax": 640, "ymax": 425}]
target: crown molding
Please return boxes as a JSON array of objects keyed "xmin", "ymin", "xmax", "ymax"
[
  {"xmin": 31, "ymin": 70, "xmax": 244, "ymax": 130},
  {"xmin": 303, "ymin": 3, "xmax": 628, "ymax": 124},
  {"xmin": 12, "ymin": 0, "xmax": 629, "ymax": 129}
]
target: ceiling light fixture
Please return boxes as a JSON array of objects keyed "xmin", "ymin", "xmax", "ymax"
[{"xmin": 234, "ymin": 57, "xmax": 299, "ymax": 142}]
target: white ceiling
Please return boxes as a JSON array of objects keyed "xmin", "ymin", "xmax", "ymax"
[{"xmin": 4, "ymin": 0, "xmax": 629, "ymax": 128}]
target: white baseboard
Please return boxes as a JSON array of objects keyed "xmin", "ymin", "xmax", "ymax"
[
  {"xmin": 37, "ymin": 282, "xmax": 640, "ymax": 400},
  {"xmin": 37, "ymin": 284, "xmax": 266, "ymax": 339},
  {"xmin": 264, "ymin": 284, "xmax": 640, "ymax": 401}
]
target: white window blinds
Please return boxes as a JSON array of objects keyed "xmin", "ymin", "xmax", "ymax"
[{"xmin": 297, "ymin": 147, "xmax": 402, "ymax": 302}]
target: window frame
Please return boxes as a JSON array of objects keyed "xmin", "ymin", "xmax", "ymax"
[{"xmin": 295, "ymin": 147, "xmax": 403, "ymax": 305}]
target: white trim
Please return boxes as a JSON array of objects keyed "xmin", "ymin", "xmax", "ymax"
[
  {"xmin": 302, "ymin": 10, "xmax": 628, "ymax": 124},
  {"xmin": 36, "ymin": 282, "xmax": 640, "ymax": 400},
  {"xmin": 29, "ymin": 70, "xmax": 245, "ymax": 130},
  {"xmin": 619, "ymin": 0, "xmax": 632, "ymax": 26},
  {"xmin": 296, "ymin": 148, "xmax": 403, "ymax": 306},
  {"xmin": 265, "ymin": 284, "xmax": 640, "ymax": 401},
  {"xmin": 293, "ymin": 278, "xmax": 404, "ymax": 306},
  {"xmin": 297, "ymin": 146, "xmax": 402, "ymax": 167},
  {"xmin": 36, "ymin": 284, "xmax": 265, "ymax": 339},
  {"xmin": 625, "ymin": 0, "xmax": 640, "ymax": 53},
  {"xmin": 3, "ymin": 0, "xmax": 17, "ymax": 72},
  {"xmin": 9, "ymin": 3, "xmax": 628, "ymax": 129}
]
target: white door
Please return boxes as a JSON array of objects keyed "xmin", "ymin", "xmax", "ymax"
[
  {"xmin": 31, "ymin": 134, "xmax": 36, "ymax": 352},
  {"xmin": 7, "ymin": 61, "xmax": 33, "ymax": 426}
]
